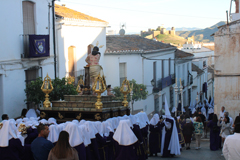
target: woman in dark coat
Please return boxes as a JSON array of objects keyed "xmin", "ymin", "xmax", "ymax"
[
  {"xmin": 207, "ymin": 114, "xmax": 221, "ymax": 151},
  {"xmin": 182, "ymin": 118, "xmax": 195, "ymax": 149}
]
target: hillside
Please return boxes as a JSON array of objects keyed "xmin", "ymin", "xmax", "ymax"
[
  {"xmin": 155, "ymin": 34, "xmax": 187, "ymax": 46},
  {"xmin": 175, "ymin": 21, "xmax": 227, "ymax": 42}
]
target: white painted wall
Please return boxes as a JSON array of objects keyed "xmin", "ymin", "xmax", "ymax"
[
  {"xmin": 0, "ymin": 0, "xmax": 54, "ymax": 118},
  {"xmin": 104, "ymin": 49, "xmax": 175, "ymax": 115},
  {"xmin": 56, "ymin": 24, "xmax": 107, "ymax": 78}
]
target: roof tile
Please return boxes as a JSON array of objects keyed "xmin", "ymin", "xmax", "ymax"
[
  {"xmin": 105, "ymin": 35, "xmax": 174, "ymax": 53},
  {"xmin": 55, "ymin": 4, "xmax": 107, "ymax": 23}
]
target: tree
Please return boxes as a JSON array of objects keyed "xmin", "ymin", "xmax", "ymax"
[
  {"xmin": 112, "ymin": 79, "xmax": 148, "ymax": 104},
  {"xmin": 24, "ymin": 77, "xmax": 78, "ymax": 105},
  {"xmin": 49, "ymin": 77, "xmax": 78, "ymax": 101},
  {"xmin": 24, "ymin": 77, "xmax": 45, "ymax": 105}
]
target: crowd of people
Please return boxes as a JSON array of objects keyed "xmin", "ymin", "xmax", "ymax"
[
  {"xmin": 0, "ymin": 99, "xmax": 182, "ymax": 160},
  {"xmin": 1, "ymin": 97, "xmax": 240, "ymax": 160}
]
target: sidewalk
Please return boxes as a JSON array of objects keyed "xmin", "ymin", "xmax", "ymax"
[{"xmin": 148, "ymin": 140, "xmax": 225, "ymax": 160}]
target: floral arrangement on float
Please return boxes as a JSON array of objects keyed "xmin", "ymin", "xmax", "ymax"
[{"xmin": 18, "ymin": 123, "xmax": 27, "ymax": 135}]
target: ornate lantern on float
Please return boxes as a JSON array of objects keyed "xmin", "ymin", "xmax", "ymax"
[
  {"xmin": 120, "ymin": 78, "xmax": 131, "ymax": 107},
  {"xmin": 92, "ymin": 74, "xmax": 106, "ymax": 109},
  {"xmin": 76, "ymin": 75, "xmax": 84, "ymax": 93},
  {"xmin": 41, "ymin": 74, "xmax": 54, "ymax": 108}
]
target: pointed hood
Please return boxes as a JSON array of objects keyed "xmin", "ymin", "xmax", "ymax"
[{"xmin": 164, "ymin": 96, "xmax": 171, "ymax": 117}]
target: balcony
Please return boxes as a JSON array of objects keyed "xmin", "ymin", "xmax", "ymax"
[
  {"xmin": 21, "ymin": 34, "xmax": 50, "ymax": 59},
  {"xmin": 153, "ymin": 74, "xmax": 174, "ymax": 93}
]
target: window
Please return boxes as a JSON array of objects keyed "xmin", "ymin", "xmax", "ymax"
[
  {"xmin": 153, "ymin": 62, "xmax": 156, "ymax": 87},
  {"xmin": 22, "ymin": 1, "xmax": 35, "ymax": 57},
  {"xmin": 188, "ymin": 88, "xmax": 191, "ymax": 106},
  {"xmin": 25, "ymin": 67, "xmax": 42, "ymax": 85},
  {"xmin": 119, "ymin": 63, "xmax": 126, "ymax": 86},
  {"xmin": 169, "ymin": 58, "xmax": 171, "ymax": 76},
  {"xmin": 154, "ymin": 97, "xmax": 159, "ymax": 113},
  {"xmin": 162, "ymin": 60, "xmax": 164, "ymax": 78},
  {"xmin": 25, "ymin": 67, "xmax": 42, "ymax": 109},
  {"xmin": 22, "ymin": 1, "xmax": 35, "ymax": 34},
  {"xmin": 183, "ymin": 64, "xmax": 185, "ymax": 86},
  {"xmin": 170, "ymin": 87, "xmax": 174, "ymax": 109}
]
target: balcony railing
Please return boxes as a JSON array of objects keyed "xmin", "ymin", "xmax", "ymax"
[
  {"xmin": 153, "ymin": 74, "xmax": 175, "ymax": 93},
  {"xmin": 66, "ymin": 69, "xmax": 85, "ymax": 86},
  {"xmin": 22, "ymin": 34, "xmax": 29, "ymax": 58}
]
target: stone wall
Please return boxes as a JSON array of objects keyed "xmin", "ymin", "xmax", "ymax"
[{"xmin": 214, "ymin": 23, "xmax": 240, "ymax": 119}]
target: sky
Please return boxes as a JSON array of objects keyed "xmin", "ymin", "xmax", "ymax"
[{"xmin": 57, "ymin": 0, "xmax": 233, "ymax": 33}]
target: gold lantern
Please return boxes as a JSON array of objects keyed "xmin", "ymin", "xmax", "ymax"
[
  {"xmin": 120, "ymin": 78, "xmax": 131, "ymax": 107},
  {"xmin": 41, "ymin": 74, "xmax": 54, "ymax": 108},
  {"xmin": 76, "ymin": 75, "xmax": 84, "ymax": 93},
  {"xmin": 92, "ymin": 74, "xmax": 106, "ymax": 109},
  {"xmin": 67, "ymin": 76, "xmax": 75, "ymax": 84}
]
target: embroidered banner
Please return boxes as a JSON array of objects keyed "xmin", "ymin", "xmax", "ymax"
[
  {"xmin": 29, "ymin": 35, "xmax": 49, "ymax": 58},
  {"xmin": 162, "ymin": 75, "xmax": 172, "ymax": 89}
]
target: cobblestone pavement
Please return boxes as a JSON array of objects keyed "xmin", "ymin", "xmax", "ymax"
[{"xmin": 148, "ymin": 140, "xmax": 225, "ymax": 160}]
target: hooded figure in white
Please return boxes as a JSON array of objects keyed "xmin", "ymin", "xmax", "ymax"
[
  {"xmin": 161, "ymin": 96, "xmax": 181, "ymax": 157},
  {"xmin": 113, "ymin": 120, "xmax": 139, "ymax": 160},
  {"xmin": 64, "ymin": 122, "xmax": 86, "ymax": 160},
  {"xmin": 0, "ymin": 120, "xmax": 24, "ymax": 160}
]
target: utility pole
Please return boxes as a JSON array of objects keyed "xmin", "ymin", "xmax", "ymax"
[{"xmin": 52, "ymin": 0, "xmax": 57, "ymax": 79}]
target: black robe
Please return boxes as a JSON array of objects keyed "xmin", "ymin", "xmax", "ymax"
[
  {"xmin": 162, "ymin": 118, "xmax": 174, "ymax": 157},
  {"xmin": 0, "ymin": 138, "xmax": 24, "ymax": 160}
]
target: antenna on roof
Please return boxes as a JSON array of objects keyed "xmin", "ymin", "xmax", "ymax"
[{"xmin": 119, "ymin": 22, "xmax": 126, "ymax": 36}]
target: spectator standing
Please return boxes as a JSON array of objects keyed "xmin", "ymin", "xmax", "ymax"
[
  {"xmin": 31, "ymin": 124, "xmax": 54, "ymax": 160},
  {"xmin": 182, "ymin": 118, "xmax": 195, "ymax": 150},
  {"xmin": 193, "ymin": 116, "xmax": 204, "ymax": 150},
  {"xmin": 224, "ymin": 112, "xmax": 233, "ymax": 127},
  {"xmin": 219, "ymin": 106, "xmax": 225, "ymax": 120},
  {"xmin": 48, "ymin": 131, "xmax": 79, "ymax": 160},
  {"xmin": 218, "ymin": 116, "xmax": 231, "ymax": 144},
  {"xmin": 207, "ymin": 114, "xmax": 221, "ymax": 151},
  {"xmin": 223, "ymin": 123, "xmax": 240, "ymax": 160}
]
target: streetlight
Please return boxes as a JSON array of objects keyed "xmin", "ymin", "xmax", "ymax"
[{"xmin": 151, "ymin": 79, "xmax": 155, "ymax": 87}]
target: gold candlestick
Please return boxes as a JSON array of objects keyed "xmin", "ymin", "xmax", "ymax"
[
  {"xmin": 41, "ymin": 74, "xmax": 54, "ymax": 108},
  {"xmin": 92, "ymin": 74, "xmax": 106, "ymax": 109},
  {"xmin": 120, "ymin": 78, "xmax": 131, "ymax": 107}
]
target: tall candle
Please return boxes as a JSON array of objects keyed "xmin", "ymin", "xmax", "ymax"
[
  {"xmin": 180, "ymin": 78, "xmax": 182, "ymax": 86},
  {"xmin": 175, "ymin": 78, "xmax": 177, "ymax": 84}
]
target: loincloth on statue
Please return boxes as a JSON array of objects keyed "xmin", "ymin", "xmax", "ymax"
[{"xmin": 89, "ymin": 65, "xmax": 104, "ymax": 78}]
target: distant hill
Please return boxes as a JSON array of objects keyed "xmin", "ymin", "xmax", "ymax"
[
  {"xmin": 166, "ymin": 27, "xmax": 201, "ymax": 31},
  {"xmin": 175, "ymin": 21, "xmax": 227, "ymax": 42},
  {"xmin": 155, "ymin": 34, "xmax": 187, "ymax": 46}
]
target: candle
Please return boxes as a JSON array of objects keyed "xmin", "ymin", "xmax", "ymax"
[
  {"xmin": 180, "ymin": 78, "xmax": 182, "ymax": 86},
  {"xmin": 175, "ymin": 78, "xmax": 177, "ymax": 84}
]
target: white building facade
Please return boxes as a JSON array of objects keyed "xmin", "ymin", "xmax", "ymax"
[
  {"xmin": 104, "ymin": 35, "xmax": 178, "ymax": 116},
  {"xmin": 0, "ymin": 0, "xmax": 55, "ymax": 118},
  {"xmin": 54, "ymin": 4, "xmax": 109, "ymax": 79}
]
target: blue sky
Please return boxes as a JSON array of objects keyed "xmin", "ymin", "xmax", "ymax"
[{"xmin": 57, "ymin": 0, "xmax": 233, "ymax": 33}]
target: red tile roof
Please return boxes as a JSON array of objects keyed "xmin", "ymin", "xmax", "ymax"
[
  {"xmin": 105, "ymin": 35, "xmax": 175, "ymax": 53},
  {"xmin": 55, "ymin": 4, "xmax": 107, "ymax": 23}
]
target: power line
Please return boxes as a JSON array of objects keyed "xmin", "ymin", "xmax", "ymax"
[{"xmin": 59, "ymin": 1, "xmax": 223, "ymax": 20}]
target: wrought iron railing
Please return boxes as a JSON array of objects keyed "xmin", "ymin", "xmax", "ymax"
[{"xmin": 66, "ymin": 69, "xmax": 85, "ymax": 86}]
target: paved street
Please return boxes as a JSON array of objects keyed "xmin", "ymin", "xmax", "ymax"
[{"xmin": 148, "ymin": 140, "xmax": 225, "ymax": 160}]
